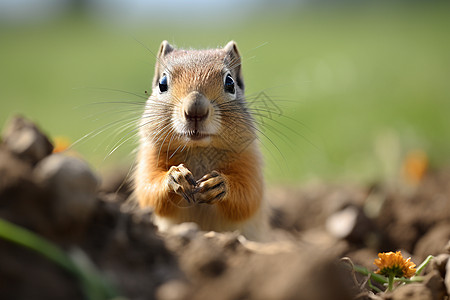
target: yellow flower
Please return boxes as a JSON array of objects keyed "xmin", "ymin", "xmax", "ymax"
[
  {"xmin": 52, "ymin": 136, "xmax": 71, "ymax": 153},
  {"xmin": 374, "ymin": 251, "xmax": 416, "ymax": 278},
  {"xmin": 402, "ymin": 150, "xmax": 428, "ymax": 184}
]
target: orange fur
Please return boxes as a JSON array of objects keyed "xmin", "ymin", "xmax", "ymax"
[
  {"xmin": 134, "ymin": 41, "xmax": 267, "ymax": 239},
  {"xmin": 134, "ymin": 145, "xmax": 179, "ymax": 217},
  {"xmin": 216, "ymin": 147, "xmax": 263, "ymax": 222},
  {"xmin": 136, "ymin": 142, "xmax": 263, "ymax": 222}
]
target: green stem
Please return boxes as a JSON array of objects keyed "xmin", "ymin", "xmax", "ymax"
[
  {"xmin": 387, "ymin": 273, "xmax": 394, "ymax": 292},
  {"xmin": 368, "ymin": 274, "xmax": 383, "ymax": 293},
  {"xmin": 415, "ymin": 255, "xmax": 433, "ymax": 276},
  {"xmin": 353, "ymin": 265, "xmax": 388, "ymax": 284},
  {"xmin": 0, "ymin": 218, "xmax": 119, "ymax": 300},
  {"xmin": 394, "ymin": 276, "xmax": 424, "ymax": 283},
  {"xmin": 0, "ymin": 218, "xmax": 76, "ymax": 272}
]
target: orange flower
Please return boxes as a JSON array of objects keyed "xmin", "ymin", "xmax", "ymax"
[
  {"xmin": 402, "ymin": 150, "xmax": 428, "ymax": 184},
  {"xmin": 52, "ymin": 136, "xmax": 71, "ymax": 153},
  {"xmin": 374, "ymin": 251, "xmax": 416, "ymax": 278}
]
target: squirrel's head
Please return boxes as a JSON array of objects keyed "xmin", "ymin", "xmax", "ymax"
[{"xmin": 141, "ymin": 41, "xmax": 255, "ymax": 151}]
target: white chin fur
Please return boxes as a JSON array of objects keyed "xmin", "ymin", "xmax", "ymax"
[{"xmin": 184, "ymin": 135, "xmax": 211, "ymax": 146}]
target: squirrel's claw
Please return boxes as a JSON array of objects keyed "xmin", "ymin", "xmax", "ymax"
[
  {"xmin": 179, "ymin": 189, "xmax": 195, "ymax": 204},
  {"xmin": 196, "ymin": 171, "xmax": 227, "ymax": 204},
  {"xmin": 167, "ymin": 164, "xmax": 197, "ymax": 203}
]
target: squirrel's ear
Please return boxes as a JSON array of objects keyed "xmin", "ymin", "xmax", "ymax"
[
  {"xmin": 153, "ymin": 41, "xmax": 175, "ymax": 88},
  {"xmin": 157, "ymin": 40, "xmax": 174, "ymax": 59},
  {"xmin": 224, "ymin": 41, "xmax": 240, "ymax": 60},
  {"xmin": 224, "ymin": 41, "xmax": 244, "ymax": 90}
]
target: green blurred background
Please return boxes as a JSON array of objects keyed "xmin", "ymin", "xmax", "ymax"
[{"xmin": 1, "ymin": 0, "xmax": 449, "ymax": 184}]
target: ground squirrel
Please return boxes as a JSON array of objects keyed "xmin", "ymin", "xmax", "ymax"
[{"xmin": 134, "ymin": 41, "xmax": 267, "ymax": 240}]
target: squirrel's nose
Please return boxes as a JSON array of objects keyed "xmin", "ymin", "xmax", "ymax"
[{"xmin": 183, "ymin": 92, "xmax": 209, "ymax": 122}]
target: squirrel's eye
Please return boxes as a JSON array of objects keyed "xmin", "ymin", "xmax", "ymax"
[
  {"xmin": 224, "ymin": 74, "xmax": 235, "ymax": 94},
  {"xmin": 159, "ymin": 74, "xmax": 168, "ymax": 93}
]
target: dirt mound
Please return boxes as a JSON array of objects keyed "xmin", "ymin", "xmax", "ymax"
[{"xmin": 1, "ymin": 116, "xmax": 449, "ymax": 300}]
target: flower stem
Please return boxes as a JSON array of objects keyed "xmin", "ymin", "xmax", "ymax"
[
  {"xmin": 415, "ymin": 255, "xmax": 433, "ymax": 276},
  {"xmin": 368, "ymin": 274, "xmax": 383, "ymax": 293},
  {"xmin": 353, "ymin": 265, "xmax": 388, "ymax": 284},
  {"xmin": 394, "ymin": 276, "xmax": 424, "ymax": 283},
  {"xmin": 387, "ymin": 273, "xmax": 395, "ymax": 292}
]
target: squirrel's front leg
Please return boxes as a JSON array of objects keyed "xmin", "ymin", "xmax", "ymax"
[
  {"xmin": 196, "ymin": 171, "xmax": 227, "ymax": 204},
  {"xmin": 196, "ymin": 167, "xmax": 262, "ymax": 222},
  {"xmin": 136, "ymin": 162, "xmax": 196, "ymax": 216},
  {"xmin": 167, "ymin": 164, "xmax": 197, "ymax": 203}
]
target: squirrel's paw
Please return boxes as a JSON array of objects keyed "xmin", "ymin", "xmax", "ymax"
[
  {"xmin": 195, "ymin": 171, "xmax": 227, "ymax": 204},
  {"xmin": 167, "ymin": 164, "xmax": 196, "ymax": 203}
]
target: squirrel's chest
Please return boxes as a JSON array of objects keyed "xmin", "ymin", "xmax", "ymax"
[{"xmin": 177, "ymin": 147, "xmax": 229, "ymax": 180}]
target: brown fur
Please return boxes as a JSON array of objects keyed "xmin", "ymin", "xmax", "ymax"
[{"xmin": 134, "ymin": 41, "xmax": 267, "ymax": 239}]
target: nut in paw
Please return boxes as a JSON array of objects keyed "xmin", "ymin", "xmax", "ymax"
[
  {"xmin": 167, "ymin": 164, "xmax": 196, "ymax": 203},
  {"xmin": 195, "ymin": 171, "xmax": 228, "ymax": 204}
]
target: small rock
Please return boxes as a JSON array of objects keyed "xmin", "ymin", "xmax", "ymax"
[
  {"xmin": 207, "ymin": 231, "xmax": 241, "ymax": 251},
  {"xmin": 326, "ymin": 206, "xmax": 359, "ymax": 238},
  {"xmin": 387, "ymin": 283, "xmax": 433, "ymax": 300},
  {"xmin": 431, "ymin": 254, "xmax": 449, "ymax": 278},
  {"xmin": 445, "ymin": 240, "xmax": 450, "ymax": 253},
  {"xmin": 0, "ymin": 145, "xmax": 52, "ymax": 235},
  {"xmin": 168, "ymin": 222, "xmax": 200, "ymax": 241},
  {"xmin": 424, "ymin": 270, "xmax": 447, "ymax": 300},
  {"xmin": 156, "ymin": 280, "xmax": 190, "ymax": 300},
  {"xmin": 163, "ymin": 222, "xmax": 201, "ymax": 253},
  {"xmin": 2, "ymin": 116, "xmax": 53, "ymax": 165},
  {"xmin": 326, "ymin": 205, "xmax": 373, "ymax": 243},
  {"xmin": 0, "ymin": 145, "xmax": 33, "ymax": 192},
  {"xmin": 179, "ymin": 235, "xmax": 227, "ymax": 279},
  {"xmin": 414, "ymin": 222, "xmax": 450, "ymax": 260},
  {"xmin": 34, "ymin": 154, "xmax": 98, "ymax": 228}
]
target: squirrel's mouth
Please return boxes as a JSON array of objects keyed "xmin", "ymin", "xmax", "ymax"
[{"xmin": 185, "ymin": 130, "xmax": 209, "ymax": 141}]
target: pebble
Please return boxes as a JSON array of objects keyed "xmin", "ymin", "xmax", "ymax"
[
  {"xmin": 423, "ymin": 270, "xmax": 447, "ymax": 300},
  {"xmin": 34, "ymin": 154, "xmax": 99, "ymax": 227},
  {"xmin": 326, "ymin": 205, "xmax": 373, "ymax": 242},
  {"xmin": 168, "ymin": 222, "xmax": 200, "ymax": 241},
  {"xmin": 2, "ymin": 116, "xmax": 53, "ymax": 165},
  {"xmin": 388, "ymin": 283, "xmax": 433, "ymax": 300},
  {"xmin": 431, "ymin": 253, "xmax": 449, "ymax": 277}
]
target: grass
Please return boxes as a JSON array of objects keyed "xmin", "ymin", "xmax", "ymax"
[
  {"xmin": 0, "ymin": 218, "xmax": 119, "ymax": 300},
  {"xmin": 1, "ymin": 3, "xmax": 449, "ymax": 184}
]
